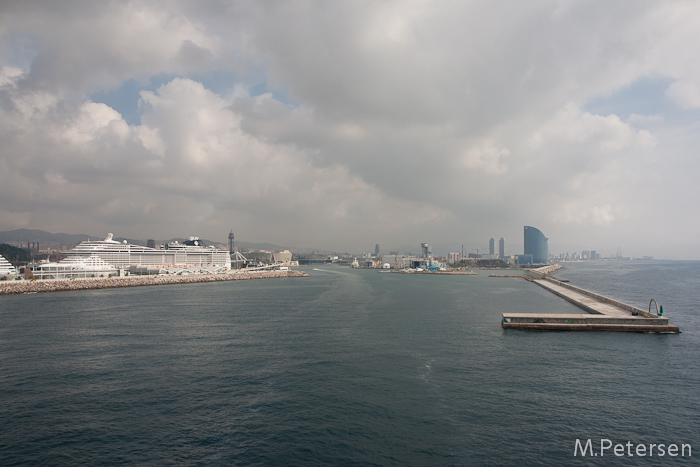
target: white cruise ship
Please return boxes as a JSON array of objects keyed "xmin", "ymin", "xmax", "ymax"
[
  {"xmin": 64, "ymin": 233, "xmax": 231, "ymax": 272},
  {"xmin": 31, "ymin": 255, "xmax": 118, "ymax": 280},
  {"xmin": 0, "ymin": 254, "xmax": 18, "ymax": 277}
]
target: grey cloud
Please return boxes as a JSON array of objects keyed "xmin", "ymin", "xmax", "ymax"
[{"xmin": 1, "ymin": 1, "xmax": 700, "ymax": 257}]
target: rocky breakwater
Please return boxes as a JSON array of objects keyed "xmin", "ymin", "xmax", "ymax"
[{"xmin": 0, "ymin": 270, "xmax": 309, "ymax": 296}]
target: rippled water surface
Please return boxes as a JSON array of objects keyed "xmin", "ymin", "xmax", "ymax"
[{"xmin": 1, "ymin": 262, "xmax": 698, "ymax": 465}]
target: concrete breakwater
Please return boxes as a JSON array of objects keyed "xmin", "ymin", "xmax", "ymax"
[
  {"xmin": 0, "ymin": 270, "xmax": 308, "ymax": 296},
  {"xmin": 500, "ymin": 266, "xmax": 679, "ymax": 333}
]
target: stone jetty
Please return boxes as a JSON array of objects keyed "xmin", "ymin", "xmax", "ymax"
[
  {"xmin": 0, "ymin": 269, "xmax": 308, "ymax": 296},
  {"xmin": 498, "ymin": 264, "xmax": 679, "ymax": 333}
]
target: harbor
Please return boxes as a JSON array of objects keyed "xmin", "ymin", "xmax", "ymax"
[
  {"xmin": 2, "ymin": 258, "xmax": 696, "ymax": 465},
  {"xmin": 502, "ymin": 267, "xmax": 680, "ymax": 333}
]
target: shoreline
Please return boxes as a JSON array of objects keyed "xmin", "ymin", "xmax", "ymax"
[
  {"xmin": 385, "ymin": 270, "xmax": 477, "ymax": 275},
  {"xmin": 0, "ymin": 270, "xmax": 308, "ymax": 296}
]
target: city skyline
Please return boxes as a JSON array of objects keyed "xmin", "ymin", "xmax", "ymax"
[
  {"xmin": 2, "ymin": 2, "xmax": 700, "ymax": 259},
  {"xmin": 0, "ymin": 226, "xmax": 653, "ymax": 261}
]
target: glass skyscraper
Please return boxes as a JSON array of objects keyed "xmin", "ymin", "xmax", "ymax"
[{"xmin": 523, "ymin": 226, "xmax": 548, "ymax": 264}]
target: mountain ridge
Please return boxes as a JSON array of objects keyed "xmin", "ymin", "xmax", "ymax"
[{"xmin": 0, "ymin": 229, "xmax": 292, "ymax": 252}]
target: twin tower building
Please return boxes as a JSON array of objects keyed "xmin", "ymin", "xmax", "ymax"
[{"xmin": 488, "ymin": 236, "xmax": 507, "ymax": 260}]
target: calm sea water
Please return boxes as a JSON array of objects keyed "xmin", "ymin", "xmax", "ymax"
[{"xmin": 1, "ymin": 261, "xmax": 698, "ymax": 466}]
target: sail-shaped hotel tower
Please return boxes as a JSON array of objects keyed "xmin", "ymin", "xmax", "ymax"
[{"xmin": 523, "ymin": 226, "xmax": 549, "ymax": 264}]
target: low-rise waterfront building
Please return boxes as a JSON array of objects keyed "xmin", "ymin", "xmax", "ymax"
[
  {"xmin": 447, "ymin": 252, "xmax": 462, "ymax": 264},
  {"xmin": 517, "ymin": 254, "xmax": 534, "ymax": 265},
  {"xmin": 243, "ymin": 249, "xmax": 293, "ymax": 265}
]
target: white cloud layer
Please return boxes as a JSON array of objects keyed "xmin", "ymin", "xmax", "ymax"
[{"xmin": 1, "ymin": 0, "xmax": 700, "ymax": 258}]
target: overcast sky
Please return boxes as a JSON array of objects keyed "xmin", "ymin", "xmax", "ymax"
[{"xmin": 1, "ymin": 1, "xmax": 699, "ymax": 258}]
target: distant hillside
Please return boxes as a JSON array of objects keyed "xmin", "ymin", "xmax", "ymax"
[
  {"xmin": 0, "ymin": 230, "xmax": 220, "ymax": 249},
  {"xmin": 0, "ymin": 244, "xmax": 31, "ymax": 264},
  {"xmin": 0, "ymin": 229, "xmax": 94, "ymax": 248},
  {"xmin": 0, "ymin": 229, "xmax": 296, "ymax": 252},
  {"xmin": 235, "ymin": 241, "xmax": 288, "ymax": 251}
]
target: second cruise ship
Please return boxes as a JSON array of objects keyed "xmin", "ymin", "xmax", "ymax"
[{"xmin": 64, "ymin": 233, "xmax": 231, "ymax": 272}]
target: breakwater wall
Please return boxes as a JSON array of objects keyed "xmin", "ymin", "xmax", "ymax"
[
  {"xmin": 502, "ymin": 313, "xmax": 678, "ymax": 333},
  {"xmin": 542, "ymin": 276, "xmax": 652, "ymax": 317},
  {"xmin": 526, "ymin": 264, "xmax": 564, "ymax": 280},
  {"xmin": 0, "ymin": 270, "xmax": 308, "ymax": 296}
]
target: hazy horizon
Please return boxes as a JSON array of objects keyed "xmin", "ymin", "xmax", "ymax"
[{"xmin": 0, "ymin": 226, "xmax": 677, "ymax": 260}]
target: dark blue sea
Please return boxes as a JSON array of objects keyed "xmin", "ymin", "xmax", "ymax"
[{"xmin": 1, "ymin": 261, "xmax": 698, "ymax": 466}]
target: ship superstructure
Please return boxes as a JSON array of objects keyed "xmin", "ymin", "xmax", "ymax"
[
  {"xmin": 0, "ymin": 254, "xmax": 17, "ymax": 277},
  {"xmin": 31, "ymin": 254, "xmax": 118, "ymax": 280}
]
